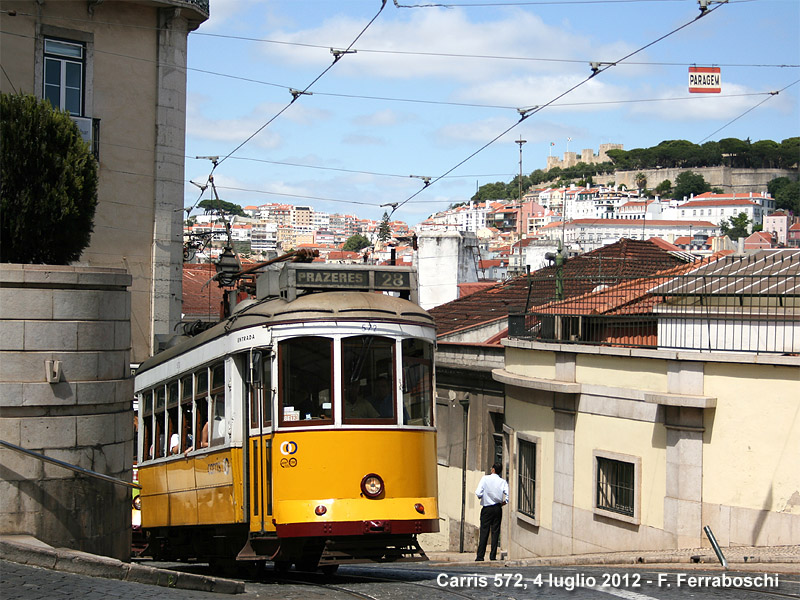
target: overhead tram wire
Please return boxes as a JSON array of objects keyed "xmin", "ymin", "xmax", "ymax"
[
  {"xmin": 6, "ymin": 7, "xmax": 796, "ymax": 69},
  {"xmin": 181, "ymin": 1, "xmax": 389, "ymax": 216},
  {"xmin": 214, "ymin": 0, "xmax": 388, "ymax": 170},
  {"xmin": 190, "ymin": 30, "xmax": 798, "ymax": 70},
  {"xmin": 698, "ymin": 78, "xmax": 800, "ymax": 144},
  {"xmin": 392, "ymin": 0, "xmax": 750, "ymax": 6},
  {"xmin": 386, "ymin": 0, "xmax": 728, "ymax": 218}
]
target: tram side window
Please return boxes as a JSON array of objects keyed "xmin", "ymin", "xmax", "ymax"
[
  {"xmin": 154, "ymin": 385, "xmax": 166, "ymax": 457},
  {"xmin": 210, "ymin": 362, "xmax": 226, "ymax": 446},
  {"xmin": 142, "ymin": 392, "xmax": 153, "ymax": 461},
  {"xmin": 342, "ymin": 335, "xmax": 396, "ymax": 423},
  {"xmin": 180, "ymin": 375, "xmax": 193, "ymax": 453},
  {"xmin": 402, "ymin": 338, "xmax": 434, "ymax": 427},
  {"xmin": 167, "ymin": 381, "xmax": 179, "ymax": 454},
  {"xmin": 195, "ymin": 368, "xmax": 209, "ymax": 450},
  {"xmin": 279, "ymin": 337, "xmax": 333, "ymax": 426}
]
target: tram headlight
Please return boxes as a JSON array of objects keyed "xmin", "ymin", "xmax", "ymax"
[
  {"xmin": 360, "ymin": 473, "xmax": 384, "ymax": 498},
  {"xmin": 132, "ymin": 495, "xmax": 142, "ymax": 511}
]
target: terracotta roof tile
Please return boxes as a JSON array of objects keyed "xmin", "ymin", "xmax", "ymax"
[{"xmin": 429, "ymin": 238, "xmax": 689, "ymax": 338}]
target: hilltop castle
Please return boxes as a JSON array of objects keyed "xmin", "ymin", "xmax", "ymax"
[{"xmin": 545, "ymin": 143, "xmax": 623, "ymax": 171}]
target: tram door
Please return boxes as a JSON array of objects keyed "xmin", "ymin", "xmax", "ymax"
[{"xmin": 247, "ymin": 349, "xmax": 273, "ymax": 533}]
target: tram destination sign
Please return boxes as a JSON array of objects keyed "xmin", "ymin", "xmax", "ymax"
[
  {"xmin": 294, "ymin": 267, "xmax": 412, "ymax": 291},
  {"xmin": 688, "ymin": 66, "xmax": 721, "ymax": 93},
  {"xmin": 258, "ymin": 263, "xmax": 418, "ymax": 303}
]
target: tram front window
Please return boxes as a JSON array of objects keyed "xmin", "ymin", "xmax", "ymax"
[
  {"xmin": 402, "ymin": 338, "xmax": 434, "ymax": 427},
  {"xmin": 342, "ymin": 335, "xmax": 396, "ymax": 423},
  {"xmin": 279, "ymin": 336, "xmax": 332, "ymax": 426}
]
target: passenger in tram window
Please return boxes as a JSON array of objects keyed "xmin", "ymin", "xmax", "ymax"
[
  {"xmin": 211, "ymin": 394, "xmax": 225, "ymax": 445},
  {"xmin": 183, "ymin": 422, "xmax": 207, "ymax": 454},
  {"xmin": 372, "ymin": 375, "xmax": 394, "ymax": 418},
  {"xmin": 199, "ymin": 421, "xmax": 209, "ymax": 448},
  {"xmin": 169, "ymin": 432, "xmax": 179, "ymax": 455},
  {"xmin": 344, "ymin": 380, "xmax": 379, "ymax": 419}
]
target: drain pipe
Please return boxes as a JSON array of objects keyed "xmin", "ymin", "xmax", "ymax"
[{"xmin": 458, "ymin": 394, "xmax": 471, "ymax": 553}]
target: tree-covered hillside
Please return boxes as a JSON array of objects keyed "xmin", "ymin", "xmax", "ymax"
[{"xmin": 470, "ymin": 137, "xmax": 798, "ymax": 202}]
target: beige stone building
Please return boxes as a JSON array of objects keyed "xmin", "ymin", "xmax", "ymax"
[
  {"xmin": 1, "ymin": 0, "xmax": 209, "ymax": 363},
  {"xmin": 424, "ymin": 244, "xmax": 800, "ymax": 557},
  {"xmin": 494, "ymin": 250, "xmax": 800, "ymax": 557}
]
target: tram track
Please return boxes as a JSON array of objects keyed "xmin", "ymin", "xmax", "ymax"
[{"xmin": 261, "ymin": 564, "xmax": 530, "ymax": 600}]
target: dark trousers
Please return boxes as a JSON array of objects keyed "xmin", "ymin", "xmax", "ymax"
[{"xmin": 476, "ymin": 503, "xmax": 502, "ymax": 560}]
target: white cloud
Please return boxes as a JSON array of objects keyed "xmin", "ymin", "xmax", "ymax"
[
  {"xmin": 261, "ymin": 8, "xmax": 638, "ymax": 84},
  {"xmin": 342, "ymin": 134, "xmax": 386, "ymax": 146},
  {"xmin": 352, "ymin": 109, "xmax": 409, "ymax": 127},
  {"xmin": 628, "ymin": 82, "xmax": 782, "ymax": 121}
]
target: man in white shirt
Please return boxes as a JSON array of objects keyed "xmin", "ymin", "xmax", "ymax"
[{"xmin": 474, "ymin": 462, "xmax": 508, "ymax": 561}]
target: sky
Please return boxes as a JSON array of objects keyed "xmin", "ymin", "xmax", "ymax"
[{"xmin": 183, "ymin": 0, "xmax": 800, "ymax": 226}]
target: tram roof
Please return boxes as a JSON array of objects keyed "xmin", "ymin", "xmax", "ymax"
[{"xmin": 137, "ymin": 291, "xmax": 435, "ymax": 376}]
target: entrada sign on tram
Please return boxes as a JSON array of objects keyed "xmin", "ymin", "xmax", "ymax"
[{"xmin": 689, "ymin": 66, "xmax": 721, "ymax": 93}]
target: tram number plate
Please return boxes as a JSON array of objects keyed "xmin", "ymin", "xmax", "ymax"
[{"xmin": 375, "ymin": 271, "xmax": 410, "ymax": 290}]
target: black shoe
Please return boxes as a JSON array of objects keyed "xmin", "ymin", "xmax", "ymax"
[
  {"xmin": 475, "ymin": 557, "xmax": 484, "ymax": 561},
  {"xmin": 489, "ymin": 556, "xmax": 497, "ymax": 561}
]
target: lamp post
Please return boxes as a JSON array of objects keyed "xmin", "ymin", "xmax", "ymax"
[
  {"xmin": 516, "ymin": 137, "xmax": 526, "ymax": 237},
  {"xmin": 459, "ymin": 393, "xmax": 471, "ymax": 553}
]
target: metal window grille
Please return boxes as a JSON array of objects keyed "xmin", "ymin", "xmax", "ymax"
[
  {"xmin": 517, "ymin": 439, "xmax": 536, "ymax": 519},
  {"xmin": 596, "ymin": 457, "xmax": 634, "ymax": 517}
]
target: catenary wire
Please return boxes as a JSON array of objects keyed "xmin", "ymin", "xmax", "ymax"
[
  {"xmin": 387, "ymin": 0, "xmax": 728, "ymax": 217},
  {"xmin": 215, "ymin": 0, "xmax": 389, "ymax": 169},
  {"xmin": 698, "ymin": 78, "xmax": 800, "ymax": 143}
]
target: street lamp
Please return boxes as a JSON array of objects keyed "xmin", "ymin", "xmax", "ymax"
[
  {"xmin": 516, "ymin": 137, "xmax": 526, "ymax": 237},
  {"xmin": 459, "ymin": 393, "xmax": 471, "ymax": 554}
]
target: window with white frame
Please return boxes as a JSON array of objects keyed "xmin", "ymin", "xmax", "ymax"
[
  {"xmin": 593, "ymin": 450, "xmax": 640, "ymax": 524},
  {"xmin": 43, "ymin": 38, "xmax": 84, "ymax": 115}
]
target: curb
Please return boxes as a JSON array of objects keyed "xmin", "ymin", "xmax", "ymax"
[
  {"xmin": 427, "ymin": 549, "xmax": 800, "ymax": 569},
  {"xmin": 0, "ymin": 537, "xmax": 245, "ymax": 595}
]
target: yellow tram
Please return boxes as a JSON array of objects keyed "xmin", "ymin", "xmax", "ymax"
[{"xmin": 134, "ymin": 264, "xmax": 438, "ymax": 572}]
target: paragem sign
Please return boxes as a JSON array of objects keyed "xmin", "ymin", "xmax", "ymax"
[{"xmin": 689, "ymin": 66, "xmax": 721, "ymax": 93}]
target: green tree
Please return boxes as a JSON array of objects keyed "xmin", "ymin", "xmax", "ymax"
[
  {"xmin": 750, "ymin": 140, "xmax": 780, "ymax": 168},
  {"xmin": 471, "ymin": 181, "xmax": 510, "ymax": 202},
  {"xmin": 1, "ymin": 93, "xmax": 98, "ymax": 264},
  {"xmin": 775, "ymin": 181, "xmax": 800, "ymax": 215},
  {"xmin": 377, "ymin": 212, "xmax": 391, "ymax": 243},
  {"xmin": 198, "ymin": 198, "xmax": 245, "ymax": 216},
  {"xmin": 719, "ymin": 137, "xmax": 751, "ymax": 167},
  {"xmin": 673, "ymin": 171, "xmax": 711, "ymax": 199},
  {"xmin": 778, "ymin": 137, "xmax": 799, "ymax": 169},
  {"xmin": 768, "ymin": 176, "xmax": 792, "ymax": 198},
  {"xmin": 634, "ymin": 172, "xmax": 648, "ymax": 194},
  {"xmin": 654, "ymin": 179, "xmax": 672, "ymax": 197},
  {"xmin": 343, "ymin": 234, "xmax": 371, "ymax": 252},
  {"xmin": 720, "ymin": 212, "xmax": 752, "ymax": 240}
]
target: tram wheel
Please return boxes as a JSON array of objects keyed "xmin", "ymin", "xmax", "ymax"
[
  {"xmin": 296, "ymin": 560, "xmax": 319, "ymax": 572},
  {"xmin": 320, "ymin": 564, "xmax": 339, "ymax": 576},
  {"xmin": 273, "ymin": 560, "xmax": 291, "ymax": 574}
]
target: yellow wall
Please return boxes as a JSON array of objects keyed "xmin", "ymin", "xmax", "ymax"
[
  {"xmin": 505, "ymin": 348, "xmax": 555, "ymax": 379},
  {"xmin": 505, "ymin": 393, "xmax": 555, "ymax": 529},
  {"xmin": 574, "ymin": 413, "xmax": 666, "ymax": 529},
  {"xmin": 703, "ymin": 362, "xmax": 800, "ymax": 514},
  {"xmin": 576, "ymin": 354, "xmax": 667, "ymax": 392}
]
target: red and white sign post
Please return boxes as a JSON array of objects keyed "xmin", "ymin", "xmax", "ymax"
[{"xmin": 689, "ymin": 66, "xmax": 721, "ymax": 93}]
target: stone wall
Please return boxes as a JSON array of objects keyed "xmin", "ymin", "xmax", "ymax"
[
  {"xmin": 0, "ymin": 265, "xmax": 133, "ymax": 561},
  {"xmin": 614, "ymin": 167, "xmax": 797, "ymax": 194}
]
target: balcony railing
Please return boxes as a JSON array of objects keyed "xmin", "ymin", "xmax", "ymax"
[{"xmin": 507, "ymin": 253, "xmax": 800, "ymax": 354}]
